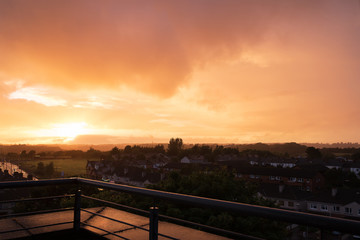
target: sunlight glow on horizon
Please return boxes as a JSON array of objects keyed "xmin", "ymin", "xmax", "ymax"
[{"xmin": 32, "ymin": 122, "xmax": 90, "ymax": 142}]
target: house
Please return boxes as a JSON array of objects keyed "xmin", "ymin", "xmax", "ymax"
[
  {"xmin": 231, "ymin": 166, "xmax": 325, "ymax": 192},
  {"xmin": 325, "ymin": 159, "xmax": 343, "ymax": 170},
  {"xmin": 268, "ymin": 159, "xmax": 297, "ymax": 168},
  {"xmin": 163, "ymin": 162, "xmax": 184, "ymax": 172},
  {"xmin": 257, "ymin": 183, "xmax": 312, "ymax": 211},
  {"xmin": 112, "ymin": 166, "xmax": 163, "ymax": 187},
  {"xmin": 306, "ymin": 188, "xmax": 360, "ymax": 219},
  {"xmin": 348, "ymin": 162, "xmax": 360, "ymax": 178},
  {"xmin": 86, "ymin": 160, "xmax": 113, "ymax": 179},
  {"xmin": 216, "ymin": 154, "xmax": 245, "ymax": 162},
  {"xmin": 180, "ymin": 156, "xmax": 208, "ymax": 164},
  {"xmin": 249, "ymin": 157, "xmax": 297, "ymax": 168}
]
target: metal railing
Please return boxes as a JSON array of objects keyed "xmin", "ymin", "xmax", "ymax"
[{"xmin": 1, "ymin": 177, "xmax": 360, "ymax": 240}]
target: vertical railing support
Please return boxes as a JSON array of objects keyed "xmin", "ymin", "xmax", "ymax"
[
  {"xmin": 149, "ymin": 206, "xmax": 159, "ymax": 240},
  {"xmin": 74, "ymin": 189, "xmax": 81, "ymax": 231}
]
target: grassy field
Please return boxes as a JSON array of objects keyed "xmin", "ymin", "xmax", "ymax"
[{"xmin": 19, "ymin": 158, "xmax": 89, "ymax": 178}]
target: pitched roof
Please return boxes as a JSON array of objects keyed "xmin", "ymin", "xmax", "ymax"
[
  {"xmin": 258, "ymin": 183, "xmax": 312, "ymax": 201},
  {"xmin": 307, "ymin": 188, "xmax": 360, "ymax": 205},
  {"xmin": 233, "ymin": 166, "xmax": 322, "ymax": 178}
]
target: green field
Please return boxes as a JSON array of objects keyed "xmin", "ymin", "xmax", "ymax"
[{"xmin": 19, "ymin": 158, "xmax": 89, "ymax": 178}]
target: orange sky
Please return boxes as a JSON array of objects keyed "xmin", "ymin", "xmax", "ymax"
[{"xmin": 0, "ymin": 0, "xmax": 360, "ymax": 144}]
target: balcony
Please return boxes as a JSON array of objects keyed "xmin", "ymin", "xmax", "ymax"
[{"xmin": 1, "ymin": 178, "xmax": 360, "ymax": 240}]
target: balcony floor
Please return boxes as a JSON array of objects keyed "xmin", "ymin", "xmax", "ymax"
[{"xmin": 1, "ymin": 207, "xmax": 230, "ymax": 240}]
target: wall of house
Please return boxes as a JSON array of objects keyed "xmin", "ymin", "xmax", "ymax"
[
  {"xmin": 307, "ymin": 201, "xmax": 360, "ymax": 218},
  {"xmin": 272, "ymin": 198, "xmax": 304, "ymax": 211},
  {"xmin": 239, "ymin": 174, "xmax": 318, "ymax": 192}
]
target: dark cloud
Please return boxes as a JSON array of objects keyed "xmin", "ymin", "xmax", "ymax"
[{"xmin": 3, "ymin": 0, "xmax": 358, "ymax": 96}]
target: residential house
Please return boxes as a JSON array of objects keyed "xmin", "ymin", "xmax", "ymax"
[
  {"xmin": 257, "ymin": 183, "xmax": 312, "ymax": 211},
  {"xmin": 232, "ymin": 166, "xmax": 325, "ymax": 192},
  {"xmin": 348, "ymin": 162, "xmax": 360, "ymax": 178},
  {"xmin": 249, "ymin": 157, "xmax": 297, "ymax": 168},
  {"xmin": 325, "ymin": 159, "xmax": 343, "ymax": 170},
  {"xmin": 180, "ymin": 156, "xmax": 208, "ymax": 164},
  {"xmin": 306, "ymin": 188, "xmax": 360, "ymax": 219}
]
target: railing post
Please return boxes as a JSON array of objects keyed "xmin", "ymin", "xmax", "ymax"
[
  {"xmin": 149, "ymin": 207, "xmax": 158, "ymax": 240},
  {"xmin": 74, "ymin": 189, "xmax": 81, "ymax": 231}
]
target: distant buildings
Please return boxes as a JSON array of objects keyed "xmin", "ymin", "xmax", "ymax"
[{"xmin": 85, "ymin": 150, "xmax": 360, "ymax": 222}]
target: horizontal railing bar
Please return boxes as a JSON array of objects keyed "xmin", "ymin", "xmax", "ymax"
[
  {"xmin": 82, "ymin": 208, "xmax": 177, "ymax": 240},
  {"xmin": 77, "ymin": 178, "xmax": 360, "ymax": 235},
  {"xmin": 2, "ymin": 178, "xmax": 360, "ymax": 236},
  {"xmin": 0, "ymin": 221, "xmax": 73, "ymax": 234},
  {"xmin": 157, "ymin": 233, "xmax": 179, "ymax": 240},
  {"xmin": 83, "ymin": 195, "xmax": 262, "ymax": 240},
  {"xmin": 81, "ymin": 222, "xmax": 130, "ymax": 240},
  {"xmin": 82, "ymin": 197, "xmax": 180, "ymax": 240},
  {"xmin": 0, "ymin": 208, "xmax": 74, "ymax": 220},
  {"xmin": 158, "ymin": 214, "xmax": 264, "ymax": 240},
  {"xmin": 82, "ymin": 195, "xmax": 148, "ymax": 215},
  {"xmin": 0, "ymin": 178, "xmax": 77, "ymax": 189},
  {"xmin": 0, "ymin": 194, "xmax": 74, "ymax": 205},
  {"xmin": 81, "ymin": 209, "xmax": 149, "ymax": 232}
]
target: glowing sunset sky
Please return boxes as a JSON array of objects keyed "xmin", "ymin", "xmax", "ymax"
[{"xmin": 1, "ymin": 0, "xmax": 360, "ymax": 144}]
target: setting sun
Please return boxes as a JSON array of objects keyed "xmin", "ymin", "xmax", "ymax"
[{"xmin": 35, "ymin": 122, "xmax": 90, "ymax": 142}]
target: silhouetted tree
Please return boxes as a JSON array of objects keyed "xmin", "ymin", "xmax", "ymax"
[
  {"xmin": 124, "ymin": 145, "xmax": 132, "ymax": 154},
  {"xmin": 20, "ymin": 150, "xmax": 27, "ymax": 160},
  {"xmin": 154, "ymin": 144, "xmax": 165, "ymax": 154},
  {"xmin": 35, "ymin": 162, "xmax": 45, "ymax": 176},
  {"xmin": 111, "ymin": 147, "xmax": 120, "ymax": 155},
  {"xmin": 86, "ymin": 147, "xmax": 102, "ymax": 158},
  {"xmin": 168, "ymin": 138, "xmax": 183, "ymax": 156},
  {"xmin": 45, "ymin": 162, "xmax": 55, "ymax": 177},
  {"xmin": 28, "ymin": 150, "xmax": 36, "ymax": 160},
  {"xmin": 306, "ymin": 147, "xmax": 322, "ymax": 159}
]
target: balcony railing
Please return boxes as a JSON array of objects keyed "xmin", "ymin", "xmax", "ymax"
[{"xmin": 1, "ymin": 177, "xmax": 360, "ymax": 240}]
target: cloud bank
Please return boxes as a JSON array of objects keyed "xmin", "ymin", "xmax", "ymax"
[
  {"xmin": 1, "ymin": 1, "xmax": 360, "ymax": 144},
  {"xmin": 1, "ymin": 0, "xmax": 358, "ymax": 97}
]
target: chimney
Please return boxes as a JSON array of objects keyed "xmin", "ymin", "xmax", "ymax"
[
  {"xmin": 279, "ymin": 184, "xmax": 285, "ymax": 193},
  {"xmin": 331, "ymin": 187, "xmax": 338, "ymax": 197}
]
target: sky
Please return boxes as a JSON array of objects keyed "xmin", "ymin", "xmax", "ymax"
[{"xmin": 0, "ymin": 0, "xmax": 360, "ymax": 145}]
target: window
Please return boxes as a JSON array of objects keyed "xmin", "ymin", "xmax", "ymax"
[
  {"xmin": 297, "ymin": 178, "xmax": 304, "ymax": 183},
  {"xmin": 288, "ymin": 201, "xmax": 294, "ymax": 207},
  {"xmin": 306, "ymin": 186, "xmax": 311, "ymax": 191},
  {"xmin": 278, "ymin": 200, "xmax": 284, "ymax": 206},
  {"xmin": 333, "ymin": 206, "xmax": 340, "ymax": 212},
  {"xmin": 345, "ymin": 207, "xmax": 352, "ymax": 214},
  {"xmin": 306, "ymin": 178, "xmax": 310, "ymax": 183},
  {"xmin": 250, "ymin": 174, "xmax": 255, "ymax": 179},
  {"xmin": 310, "ymin": 204, "xmax": 317, "ymax": 210},
  {"xmin": 269, "ymin": 176, "xmax": 275, "ymax": 180},
  {"xmin": 321, "ymin": 205, "xmax": 328, "ymax": 211},
  {"xmin": 255, "ymin": 175, "xmax": 260, "ymax": 179},
  {"xmin": 275, "ymin": 176, "xmax": 282, "ymax": 181},
  {"xmin": 289, "ymin": 177, "xmax": 296, "ymax": 182}
]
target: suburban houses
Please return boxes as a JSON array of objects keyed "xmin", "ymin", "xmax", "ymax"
[{"xmin": 84, "ymin": 147, "xmax": 360, "ymax": 222}]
